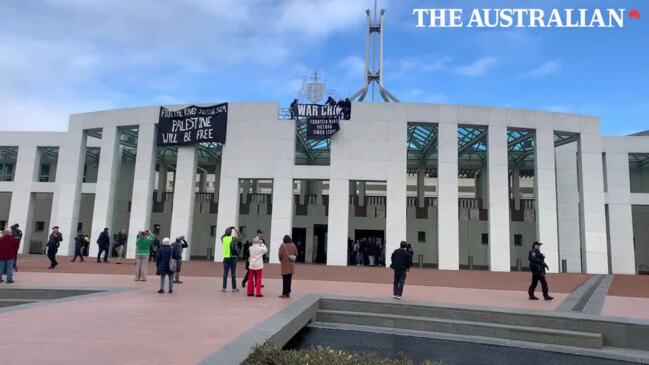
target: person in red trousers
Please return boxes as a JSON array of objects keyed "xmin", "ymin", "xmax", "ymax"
[{"xmin": 246, "ymin": 237, "xmax": 267, "ymax": 297}]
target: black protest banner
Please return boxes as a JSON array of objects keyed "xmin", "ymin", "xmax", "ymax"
[
  {"xmin": 307, "ymin": 118, "xmax": 340, "ymax": 139},
  {"xmin": 157, "ymin": 103, "xmax": 228, "ymax": 146}
]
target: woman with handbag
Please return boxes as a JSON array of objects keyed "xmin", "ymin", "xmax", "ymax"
[
  {"xmin": 247, "ymin": 237, "xmax": 267, "ymax": 297},
  {"xmin": 278, "ymin": 234, "xmax": 298, "ymax": 298},
  {"xmin": 156, "ymin": 238, "xmax": 181, "ymax": 294}
]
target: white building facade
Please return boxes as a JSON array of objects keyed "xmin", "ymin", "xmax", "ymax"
[{"xmin": 1, "ymin": 102, "xmax": 648, "ymax": 275}]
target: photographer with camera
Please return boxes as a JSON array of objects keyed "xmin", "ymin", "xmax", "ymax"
[{"xmin": 221, "ymin": 226, "xmax": 240, "ymax": 292}]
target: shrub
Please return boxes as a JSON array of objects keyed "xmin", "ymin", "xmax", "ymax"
[{"xmin": 242, "ymin": 343, "xmax": 439, "ymax": 365}]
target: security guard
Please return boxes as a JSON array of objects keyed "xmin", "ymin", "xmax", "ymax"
[{"xmin": 528, "ymin": 241, "xmax": 554, "ymax": 301}]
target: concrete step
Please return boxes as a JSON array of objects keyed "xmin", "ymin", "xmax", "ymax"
[{"xmin": 317, "ymin": 309, "xmax": 604, "ymax": 349}]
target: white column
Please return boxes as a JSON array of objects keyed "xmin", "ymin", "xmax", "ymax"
[
  {"xmin": 8, "ymin": 145, "xmax": 38, "ymax": 254},
  {"xmin": 126, "ymin": 124, "xmax": 157, "ymax": 259},
  {"xmin": 386, "ymin": 178, "xmax": 407, "ymax": 267},
  {"xmin": 512, "ymin": 165, "xmax": 521, "ymax": 210},
  {"xmin": 269, "ymin": 177, "xmax": 293, "ymax": 264},
  {"xmin": 169, "ymin": 145, "xmax": 197, "ymax": 260},
  {"xmin": 416, "ymin": 168, "xmax": 425, "ymax": 207},
  {"xmin": 437, "ymin": 122, "xmax": 459, "ymax": 270},
  {"xmin": 488, "ymin": 126, "xmax": 510, "ymax": 272},
  {"xmin": 51, "ymin": 129, "xmax": 86, "ymax": 255},
  {"xmin": 157, "ymin": 163, "xmax": 168, "ymax": 202},
  {"xmin": 90, "ymin": 126, "xmax": 121, "ymax": 257},
  {"xmin": 579, "ymin": 132, "xmax": 609, "ymax": 274},
  {"xmin": 605, "ymin": 152, "xmax": 635, "ymax": 274},
  {"xmin": 535, "ymin": 127, "xmax": 560, "ymax": 272},
  {"xmin": 214, "ymin": 176, "xmax": 239, "ymax": 262},
  {"xmin": 556, "ymin": 144, "xmax": 581, "ymax": 272},
  {"xmin": 327, "ymin": 178, "xmax": 349, "ymax": 266}
]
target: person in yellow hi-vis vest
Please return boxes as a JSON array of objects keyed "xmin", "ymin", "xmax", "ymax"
[{"xmin": 221, "ymin": 226, "xmax": 240, "ymax": 292}]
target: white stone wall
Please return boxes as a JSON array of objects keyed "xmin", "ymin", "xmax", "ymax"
[{"xmin": 1, "ymin": 103, "xmax": 648, "ymax": 274}]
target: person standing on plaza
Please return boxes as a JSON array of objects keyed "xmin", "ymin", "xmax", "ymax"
[
  {"xmin": 390, "ymin": 241, "xmax": 411, "ymax": 300},
  {"xmin": 96, "ymin": 228, "xmax": 110, "ymax": 263},
  {"xmin": 221, "ymin": 226, "xmax": 240, "ymax": 292},
  {"xmin": 46, "ymin": 226, "xmax": 63, "ymax": 269},
  {"xmin": 247, "ymin": 236, "xmax": 267, "ymax": 297},
  {"xmin": 241, "ymin": 239, "xmax": 252, "ymax": 288},
  {"xmin": 172, "ymin": 235, "xmax": 188, "ymax": 284},
  {"xmin": 0, "ymin": 228, "xmax": 19, "ymax": 283},
  {"xmin": 71, "ymin": 231, "xmax": 86, "ymax": 262},
  {"xmin": 134, "ymin": 231, "xmax": 151, "ymax": 281},
  {"xmin": 278, "ymin": 234, "xmax": 298, "ymax": 298},
  {"xmin": 528, "ymin": 241, "xmax": 554, "ymax": 301},
  {"xmin": 149, "ymin": 232, "xmax": 160, "ymax": 262},
  {"xmin": 10, "ymin": 224, "xmax": 22, "ymax": 272},
  {"xmin": 156, "ymin": 237, "xmax": 181, "ymax": 294},
  {"xmin": 115, "ymin": 229, "xmax": 127, "ymax": 264}
]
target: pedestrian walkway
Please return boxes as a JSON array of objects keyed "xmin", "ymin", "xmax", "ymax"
[{"xmin": 1, "ymin": 255, "xmax": 648, "ymax": 364}]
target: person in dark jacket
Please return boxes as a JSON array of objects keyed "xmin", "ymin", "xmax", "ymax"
[
  {"xmin": 241, "ymin": 240, "xmax": 252, "ymax": 288},
  {"xmin": 0, "ymin": 229, "xmax": 19, "ymax": 283},
  {"xmin": 171, "ymin": 235, "xmax": 189, "ymax": 284},
  {"xmin": 115, "ymin": 229, "xmax": 127, "ymax": 264},
  {"xmin": 149, "ymin": 233, "xmax": 160, "ymax": 262},
  {"xmin": 289, "ymin": 99, "xmax": 299, "ymax": 120},
  {"xmin": 156, "ymin": 238, "xmax": 181, "ymax": 294},
  {"xmin": 10, "ymin": 224, "xmax": 22, "ymax": 272},
  {"xmin": 46, "ymin": 226, "xmax": 63, "ymax": 269},
  {"xmin": 96, "ymin": 228, "xmax": 110, "ymax": 263},
  {"xmin": 71, "ymin": 231, "xmax": 85, "ymax": 262},
  {"xmin": 528, "ymin": 241, "xmax": 554, "ymax": 301},
  {"xmin": 390, "ymin": 241, "xmax": 412, "ymax": 300}
]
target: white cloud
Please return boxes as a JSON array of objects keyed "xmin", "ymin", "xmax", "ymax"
[
  {"xmin": 454, "ymin": 57, "xmax": 499, "ymax": 77},
  {"xmin": 520, "ymin": 61, "xmax": 561, "ymax": 78}
]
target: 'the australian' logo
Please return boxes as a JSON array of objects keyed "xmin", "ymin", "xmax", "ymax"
[{"xmin": 413, "ymin": 8, "xmax": 641, "ymax": 28}]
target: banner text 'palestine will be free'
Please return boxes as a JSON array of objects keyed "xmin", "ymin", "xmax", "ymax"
[{"xmin": 157, "ymin": 103, "xmax": 228, "ymax": 146}]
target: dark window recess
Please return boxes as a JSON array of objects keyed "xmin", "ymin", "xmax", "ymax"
[
  {"xmin": 239, "ymin": 202, "xmax": 250, "ymax": 215},
  {"xmin": 481, "ymin": 233, "xmax": 489, "ymax": 245},
  {"xmin": 295, "ymin": 204, "xmax": 308, "ymax": 216},
  {"xmin": 511, "ymin": 209, "xmax": 524, "ymax": 222},
  {"xmin": 39, "ymin": 163, "xmax": 50, "ymax": 182},
  {"xmin": 128, "ymin": 201, "xmax": 132, "ymax": 212},
  {"xmin": 479, "ymin": 209, "xmax": 489, "ymax": 221},
  {"xmin": 418, "ymin": 231, "xmax": 426, "ymax": 243},
  {"xmin": 77, "ymin": 222, "xmax": 83, "ymax": 233},
  {"xmin": 35, "ymin": 221, "xmax": 45, "ymax": 232},
  {"xmin": 267, "ymin": 203, "xmax": 273, "ymax": 215},
  {"xmin": 210, "ymin": 225, "xmax": 216, "ymax": 237},
  {"xmin": 0, "ymin": 221, "xmax": 6, "ymax": 230},
  {"xmin": 514, "ymin": 234, "xmax": 523, "ymax": 247},
  {"xmin": 355, "ymin": 205, "xmax": 367, "ymax": 217},
  {"xmin": 415, "ymin": 206, "xmax": 428, "ymax": 219}
]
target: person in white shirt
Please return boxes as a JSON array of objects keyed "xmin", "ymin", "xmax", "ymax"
[{"xmin": 246, "ymin": 237, "xmax": 267, "ymax": 297}]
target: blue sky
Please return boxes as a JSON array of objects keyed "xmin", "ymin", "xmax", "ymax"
[{"xmin": 1, "ymin": 0, "xmax": 647, "ymax": 135}]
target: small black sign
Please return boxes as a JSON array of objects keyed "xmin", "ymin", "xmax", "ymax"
[
  {"xmin": 157, "ymin": 103, "xmax": 228, "ymax": 146},
  {"xmin": 307, "ymin": 118, "xmax": 340, "ymax": 139}
]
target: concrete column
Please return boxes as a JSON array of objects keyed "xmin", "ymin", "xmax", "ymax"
[
  {"xmin": 512, "ymin": 165, "xmax": 521, "ymax": 210},
  {"xmin": 199, "ymin": 169, "xmax": 207, "ymax": 193},
  {"xmin": 269, "ymin": 177, "xmax": 293, "ymax": 264},
  {"xmin": 327, "ymin": 178, "xmax": 350, "ymax": 266},
  {"xmin": 315, "ymin": 180, "xmax": 323, "ymax": 205},
  {"xmin": 480, "ymin": 160, "xmax": 489, "ymax": 206},
  {"xmin": 299, "ymin": 179, "xmax": 307, "ymax": 205},
  {"xmin": 170, "ymin": 145, "xmax": 198, "ymax": 260},
  {"xmin": 488, "ymin": 125, "xmax": 510, "ymax": 272},
  {"xmin": 51, "ymin": 129, "xmax": 86, "ymax": 255},
  {"xmin": 241, "ymin": 179, "xmax": 250, "ymax": 203},
  {"xmin": 358, "ymin": 181, "xmax": 366, "ymax": 206},
  {"xmin": 386, "ymin": 178, "xmax": 407, "ymax": 267},
  {"xmin": 126, "ymin": 124, "xmax": 157, "ymax": 259},
  {"xmin": 578, "ymin": 131, "xmax": 609, "ymax": 274},
  {"xmin": 437, "ymin": 122, "xmax": 459, "ymax": 270},
  {"xmin": 8, "ymin": 144, "xmax": 38, "ymax": 254},
  {"xmin": 157, "ymin": 163, "xmax": 168, "ymax": 202},
  {"xmin": 214, "ymin": 176, "xmax": 239, "ymax": 262},
  {"xmin": 556, "ymin": 144, "xmax": 581, "ymax": 272},
  {"xmin": 305, "ymin": 226, "xmax": 314, "ymax": 264},
  {"xmin": 535, "ymin": 127, "xmax": 560, "ymax": 272},
  {"xmin": 605, "ymin": 151, "xmax": 635, "ymax": 274},
  {"xmin": 416, "ymin": 168, "xmax": 425, "ymax": 208},
  {"xmin": 90, "ymin": 126, "xmax": 121, "ymax": 257},
  {"xmin": 213, "ymin": 161, "xmax": 221, "ymax": 203}
]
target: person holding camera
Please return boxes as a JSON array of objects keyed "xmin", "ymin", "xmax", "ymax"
[
  {"xmin": 221, "ymin": 226, "xmax": 240, "ymax": 292},
  {"xmin": 278, "ymin": 234, "xmax": 298, "ymax": 298},
  {"xmin": 247, "ymin": 236, "xmax": 267, "ymax": 297},
  {"xmin": 528, "ymin": 241, "xmax": 554, "ymax": 301}
]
